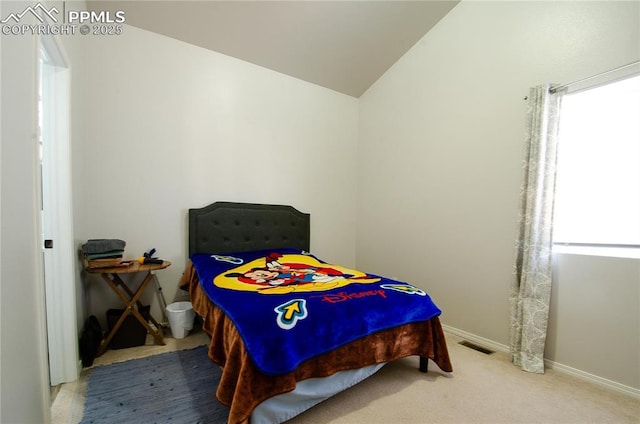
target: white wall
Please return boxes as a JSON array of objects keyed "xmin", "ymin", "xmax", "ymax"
[
  {"xmin": 0, "ymin": 3, "xmax": 51, "ymax": 422},
  {"xmin": 67, "ymin": 25, "xmax": 359, "ymax": 325},
  {"xmin": 548, "ymin": 254, "xmax": 639, "ymax": 389},
  {"xmin": 357, "ymin": 1, "xmax": 639, "ymax": 391}
]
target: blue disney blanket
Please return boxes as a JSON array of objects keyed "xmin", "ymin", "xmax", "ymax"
[{"xmin": 190, "ymin": 248, "xmax": 442, "ymax": 376}]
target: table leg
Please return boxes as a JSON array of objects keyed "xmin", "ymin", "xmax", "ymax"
[
  {"xmin": 113, "ymin": 274, "xmax": 164, "ymax": 330},
  {"xmin": 96, "ymin": 272, "xmax": 165, "ymax": 357}
]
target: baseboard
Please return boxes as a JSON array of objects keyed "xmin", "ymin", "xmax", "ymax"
[
  {"xmin": 441, "ymin": 324, "xmax": 509, "ymax": 354},
  {"xmin": 441, "ymin": 324, "xmax": 639, "ymax": 399},
  {"xmin": 544, "ymin": 359, "xmax": 640, "ymax": 399}
]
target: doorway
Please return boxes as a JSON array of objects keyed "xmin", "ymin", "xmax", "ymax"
[{"xmin": 39, "ymin": 34, "xmax": 79, "ymax": 386}]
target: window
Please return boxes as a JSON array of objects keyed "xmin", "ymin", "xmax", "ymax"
[{"xmin": 553, "ymin": 75, "xmax": 640, "ymax": 257}]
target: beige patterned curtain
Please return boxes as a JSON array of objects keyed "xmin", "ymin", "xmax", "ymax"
[{"xmin": 510, "ymin": 84, "xmax": 565, "ymax": 374}]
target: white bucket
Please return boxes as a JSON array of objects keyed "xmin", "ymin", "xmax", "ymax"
[{"xmin": 165, "ymin": 301, "xmax": 195, "ymax": 339}]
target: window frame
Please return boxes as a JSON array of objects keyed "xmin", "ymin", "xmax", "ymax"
[{"xmin": 552, "ymin": 72, "xmax": 640, "ymax": 259}]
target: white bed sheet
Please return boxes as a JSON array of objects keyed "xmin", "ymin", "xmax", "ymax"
[{"xmin": 250, "ymin": 363, "xmax": 386, "ymax": 424}]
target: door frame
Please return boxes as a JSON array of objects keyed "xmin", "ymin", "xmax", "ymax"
[{"xmin": 39, "ymin": 32, "xmax": 79, "ymax": 386}]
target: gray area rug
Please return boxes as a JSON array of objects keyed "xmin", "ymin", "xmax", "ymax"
[{"xmin": 80, "ymin": 346, "xmax": 229, "ymax": 423}]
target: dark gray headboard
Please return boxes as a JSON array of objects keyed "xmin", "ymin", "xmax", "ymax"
[{"xmin": 188, "ymin": 201, "xmax": 310, "ymax": 256}]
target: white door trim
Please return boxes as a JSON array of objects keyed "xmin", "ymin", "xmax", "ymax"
[{"xmin": 39, "ymin": 33, "xmax": 79, "ymax": 386}]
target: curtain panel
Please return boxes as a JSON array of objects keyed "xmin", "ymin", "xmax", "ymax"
[{"xmin": 510, "ymin": 84, "xmax": 565, "ymax": 374}]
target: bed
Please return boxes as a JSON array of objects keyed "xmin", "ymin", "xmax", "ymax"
[{"xmin": 180, "ymin": 201, "xmax": 453, "ymax": 424}]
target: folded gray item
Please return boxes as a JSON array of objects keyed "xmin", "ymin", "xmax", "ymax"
[{"xmin": 82, "ymin": 239, "xmax": 126, "ymax": 255}]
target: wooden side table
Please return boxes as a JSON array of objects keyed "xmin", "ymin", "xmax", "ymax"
[{"xmin": 86, "ymin": 260, "xmax": 170, "ymax": 356}]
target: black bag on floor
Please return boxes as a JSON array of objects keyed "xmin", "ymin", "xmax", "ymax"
[{"xmin": 79, "ymin": 315, "xmax": 102, "ymax": 367}]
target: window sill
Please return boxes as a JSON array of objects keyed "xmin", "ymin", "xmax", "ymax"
[{"xmin": 553, "ymin": 244, "xmax": 640, "ymax": 259}]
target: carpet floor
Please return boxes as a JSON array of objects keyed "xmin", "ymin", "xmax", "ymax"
[
  {"xmin": 79, "ymin": 346, "xmax": 228, "ymax": 424},
  {"xmin": 52, "ymin": 330, "xmax": 639, "ymax": 424}
]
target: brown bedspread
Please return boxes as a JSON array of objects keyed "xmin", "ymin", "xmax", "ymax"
[{"xmin": 180, "ymin": 261, "xmax": 453, "ymax": 424}]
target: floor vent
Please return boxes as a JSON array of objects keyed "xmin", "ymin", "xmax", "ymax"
[{"xmin": 459, "ymin": 340, "xmax": 495, "ymax": 355}]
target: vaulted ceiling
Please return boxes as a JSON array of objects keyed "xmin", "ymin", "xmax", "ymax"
[{"xmin": 87, "ymin": 1, "xmax": 459, "ymax": 97}]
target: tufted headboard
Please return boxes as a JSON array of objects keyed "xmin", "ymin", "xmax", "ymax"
[{"xmin": 188, "ymin": 201, "xmax": 310, "ymax": 257}]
